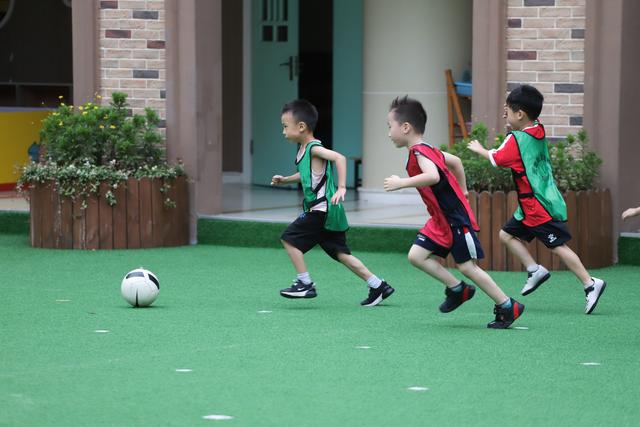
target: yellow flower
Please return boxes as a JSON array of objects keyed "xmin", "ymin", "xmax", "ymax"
[
  {"xmin": 110, "ymin": 125, "xmax": 116, "ymax": 129},
  {"xmin": 82, "ymin": 111, "xmax": 88, "ymax": 116},
  {"xmin": 99, "ymin": 125, "xmax": 105, "ymax": 129},
  {"xmin": 53, "ymin": 112, "xmax": 59, "ymax": 116},
  {"xmin": 94, "ymin": 106, "xmax": 98, "ymax": 110},
  {"xmin": 58, "ymin": 121, "xmax": 64, "ymax": 126},
  {"xmin": 96, "ymin": 95, "xmax": 102, "ymax": 99},
  {"xmin": 60, "ymin": 103, "xmax": 65, "ymax": 106},
  {"xmin": 58, "ymin": 95, "xmax": 64, "ymax": 99},
  {"xmin": 78, "ymin": 106, "xmax": 83, "ymax": 111}
]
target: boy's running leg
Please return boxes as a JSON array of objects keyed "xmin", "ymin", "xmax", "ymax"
[
  {"xmin": 457, "ymin": 260, "xmax": 524, "ymax": 328},
  {"xmin": 552, "ymin": 244, "xmax": 606, "ymax": 314},
  {"xmin": 280, "ymin": 240, "xmax": 317, "ymax": 299},
  {"xmin": 408, "ymin": 244, "xmax": 475, "ymax": 312},
  {"xmin": 499, "ymin": 230, "xmax": 550, "ymax": 295},
  {"xmin": 336, "ymin": 252, "xmax": 394, "ymax": 306}
]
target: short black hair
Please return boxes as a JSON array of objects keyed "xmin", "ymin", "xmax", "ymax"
[
  {"xmin": 506, "ymin": 84, "xmax": 544, "ymax": 120},
  {"xmin": 389, "ymin": 96, "xmax": 427, "ymax": 134},
  {"xmin": 281, "ymin": 99, "xmax": 318, "ymax": 131}
]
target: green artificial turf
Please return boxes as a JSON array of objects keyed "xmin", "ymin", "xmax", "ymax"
[
  {"xmin": 618, "ymin": 236, "xmax": 640, "ymax": 266},
  {"xmin": 0, "ymin": 211, "xmax": 29, "ymax": 235},
  {"xmin": 1, "ymin": 233, "xmax": 639, "ymax": 426},
  {"xmin": 198, "ymin": 218, "xmax": 417, "ymax": 253}
]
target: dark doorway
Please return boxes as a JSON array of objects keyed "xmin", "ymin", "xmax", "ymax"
[
  {"xmin": 298, "ymin": 0, "xmax": 333, "ymax": 148},
  {"xmin": 0, "ymin": 0, "xmax": 72, "ymax": 107}
]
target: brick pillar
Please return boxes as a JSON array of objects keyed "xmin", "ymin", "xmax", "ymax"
[
  {"xmin": 506, "ymin": 0, "xmax": 585, "ymax": 139},
  {"xmin": 97, "ymin": 0, "xmax": 167, "ymax": 127}
]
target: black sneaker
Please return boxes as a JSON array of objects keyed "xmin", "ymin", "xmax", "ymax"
[
  {"xmin": 439, "ymin": 282, "xmax": 476, "ymax": 313},
  {"xmin": 360, "ymin": 281, "xmax": 395, "ymax": 307},
  {"xmin": 487, "ymin": 298, "xmax": 524, "ymax": 329},
  {"xmin": 280, "ymin": 280, "xmax": 317, "ymax": 299}
]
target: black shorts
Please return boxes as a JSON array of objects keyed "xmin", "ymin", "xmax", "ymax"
[
  {"xmin": 502, "ymin": 216, "xmax": 571, "ymax": 248},
  {"xmin": 413, "ymin": 226, "xmax": 485, "ymax": 264},
  {"xmin": 281, "ymin": 211, "xmax": 351, "ymax": 261}
]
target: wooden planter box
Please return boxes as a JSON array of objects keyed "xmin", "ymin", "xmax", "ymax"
[
  {"xmin": 29, "ymin": 176, "xmax": 189, "ymax": 249},
  {"xmin": 440, "ymin": 189, "xmax": 613, "ymax": 271}
]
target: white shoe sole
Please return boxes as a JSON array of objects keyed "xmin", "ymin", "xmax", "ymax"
[{"xmin": 362, "ymin": 295, "xmax": 383, "ymax": 307}]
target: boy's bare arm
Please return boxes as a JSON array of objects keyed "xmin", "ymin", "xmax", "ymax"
[
  {"xmin": 271, "ymin": 172, "xmax": 300, "ymax": 186},
  {"xmin": 467, "ymin": 139, "xmax": 491, "ymax": 161},
  {"xmin": 384, "ymin": 156, "xmax": 439, "ymax": 191},
  {"xmin": 442, "ymin": 152, "xmax": 468, "ymax": 195},
  {"xmin": 310, "ymin": 146, "xmax": 347, "ymax": 204},
  {"xmin": 622, "ymin": 206, "xmax": 640, "ymax": 220}
]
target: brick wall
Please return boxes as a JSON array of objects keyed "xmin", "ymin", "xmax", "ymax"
[
  {"xmin": 98, "ymin": 0, "xmax": 166, "ymax": 127},
  {"xmin": 506, "ymin": 0, "xmax": 585, "ymax": 138}
]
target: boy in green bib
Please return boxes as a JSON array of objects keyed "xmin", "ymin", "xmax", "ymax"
[
  {"xmin": 272, "ymin": 99, "xmax": 394, "ymax": 306},
  {"xmin": 468, "ymin": 85, "xmax": 606, "ymax": 314}
]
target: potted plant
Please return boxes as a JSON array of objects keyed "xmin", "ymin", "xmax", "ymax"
[{"xmin": 17, "ymin": 92, "xmax": 189, "ymax": 249}]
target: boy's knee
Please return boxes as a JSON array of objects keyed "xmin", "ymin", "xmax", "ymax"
[
  {"xmin": 407, "ymin": 250, "xmax": 423, "ymax": 267},
  {"xmin": 456, "ymin": 261, "xmax": 476, "ymax": 276},
  {"xmin": 499, "ymin": 229, "xmax": 512, "ymax": 243}
]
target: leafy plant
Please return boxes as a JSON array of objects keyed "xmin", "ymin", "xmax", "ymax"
[
  {"xmin": 441, "ymin": 123, "xmax": 602, "ymax": 193},
  {"xmin": 17, "ymin": 92, "xmax": 185, "ymax": 207}
]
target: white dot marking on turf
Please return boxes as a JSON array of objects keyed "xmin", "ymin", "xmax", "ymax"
[
  {"xmin": 257, "ymin": 310, "xmax": 272, "ymax": 314},
  {"xmin": 202, "ymin": 415, "xmax": 234, "ymax": 421},
  {"xmin": 407, "ymin": 386, "xmax": 429, "ymax": 392},
  {"xmin": 355, "ymin": 346, "xmax": 371, "ymax": 349},
  {"xmin": 581, "ymin": 362, "xmax": 601, "ymax": 366},
  {"xmin": 175, "ymin": 369, "xmax": 193, "ymax": 372},
  {"xmin": 55, "ymin": 299, "xmax": 71, "ymax": 302},
  {"xmin": 514, "ymin": 326, "xmax": 529, "ymax": 330},
  {"xmin": 94, "ymin": 330, "xmax": 110, "ymax": 333}
]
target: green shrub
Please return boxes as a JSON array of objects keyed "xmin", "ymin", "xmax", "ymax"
[
  {"xmin": 17, "ymin": 92, "xmax": 184, "ymax": 207},
  {"xmin": 441, "ymin": 123, "xmax": 602, "ymax": 192}
]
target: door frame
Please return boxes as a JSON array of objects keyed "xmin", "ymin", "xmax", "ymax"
[{"xmin": 224, "ymin": 0, "xmax": 253, "ymax": 184}]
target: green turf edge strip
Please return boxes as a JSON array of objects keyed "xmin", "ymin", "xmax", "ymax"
[
  {"xmin": 197, "ymin": 218, "xmax": 416, "ymax": 253},
  {"xmin": 618, "ymin": 236, "xmax": 640, "ymax": 265},
  {"xmin": 0, "ymin": 211, "xmax": 29, "ymax": 235}
]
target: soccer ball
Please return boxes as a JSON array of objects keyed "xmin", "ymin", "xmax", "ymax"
[{"xmin": 121, "ymin": 268, "xmax": 160, "ymax": 307}]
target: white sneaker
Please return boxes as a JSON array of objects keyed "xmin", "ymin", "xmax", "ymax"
[
  {"xmin": 521, "ymin": 265, "xmax": 551, "ymax": 296},
  {"xmin": 585, "ymin": 278, "xmax": 606, "ymax": 314}
]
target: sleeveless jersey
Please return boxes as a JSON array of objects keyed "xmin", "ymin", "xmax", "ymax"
[
  {"xmin": 296, "ymin": 141, "xmax": 349, "ymax": 232},
  {"xmin": 510, "ymin": 128, "xmax": 567, "ymax": 222},
  {"xmin": 406, "ymin": 142, "xmax": 479, "ymax": 247}
]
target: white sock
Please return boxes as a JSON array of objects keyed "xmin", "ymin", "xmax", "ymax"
[
  {"xmin": 526, "ymin": 264, "xmax": 540, "ymax": 273},
  {"xmin": 297, "ymin": 272, "xmax": 312, "ymax": 285},
  {"xmin": 367, "ymin": 275, "xmax": 382, "ymax": 289}
]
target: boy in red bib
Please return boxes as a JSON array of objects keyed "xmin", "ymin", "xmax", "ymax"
[{"xmin": 384, "ymin": 96, "xmax": 523, "ymax": 328}]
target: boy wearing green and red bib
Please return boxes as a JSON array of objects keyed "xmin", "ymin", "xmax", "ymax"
[
  {"xmin": 272, "ymin": 99, "xmax": 394, "ymax": 306},
  {"xmin": 468, "ymin": 85, "xmax": 606, "ymax": 314}
]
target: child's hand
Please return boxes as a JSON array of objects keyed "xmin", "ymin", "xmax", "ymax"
[
  {"xmin": 271, "ymin": 175, "xmax": 284, "ymax": 186},
  {"xmin": 467, "ymin": 139, "xmax": 485, "ymax": 154},
  {"xmin": 331, "ymin": 187, "xmax": 346, "ymax": 204},
  {"xmin": 622, "ymin": 207, "xmax": 640, "ymax": 220},
  {"xmin": 384, "ymin": 175, "xmax": 403, "ymax": 192}
]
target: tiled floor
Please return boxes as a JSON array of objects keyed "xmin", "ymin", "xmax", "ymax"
[{"xmin": 0, "ymin": 184, "xmax": 428, "ymax": 228}]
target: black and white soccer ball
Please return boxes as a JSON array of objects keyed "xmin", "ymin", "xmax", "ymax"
[{"xmin": 121, "ymin": 268, "xmax": 160, "ymax": 307}]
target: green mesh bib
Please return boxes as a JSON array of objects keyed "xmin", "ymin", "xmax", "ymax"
[
  {"xmin": 511, "ymin": 130, "xmax": 567, "ymax": 222},
  {"xmin": 296, "ymin": 141, "xmax": 349, "ymax": 232}
]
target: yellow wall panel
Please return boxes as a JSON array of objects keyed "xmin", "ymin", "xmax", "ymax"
[{"xmin": 0, "ymin": 110, "xmax": 50, "ymax": 186}]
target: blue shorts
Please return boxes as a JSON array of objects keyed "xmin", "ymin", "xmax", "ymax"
[{"xmin": 413, "ymin": 226, "xmax": 485, "ymax": 264}]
